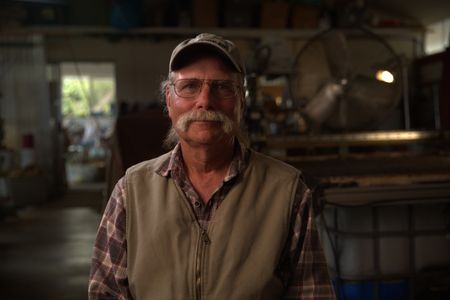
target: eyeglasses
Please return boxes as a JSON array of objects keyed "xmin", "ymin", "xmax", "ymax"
[{"xmin": 170, "ymin": 79, "xmax": 240, "ymax": 99}]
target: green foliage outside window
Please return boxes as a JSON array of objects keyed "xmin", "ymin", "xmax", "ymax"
[{"xmin": 62, "ymin": 76, "xmax": 115, "ymax": 117}]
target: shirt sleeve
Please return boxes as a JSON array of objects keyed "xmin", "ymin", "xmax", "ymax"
[
  {"xmin": 283, "ymin": 180, "xmax": 336, "ymax": 300},
  {"xmin": 88, "ymin": 177, "xmax": 132, "ymax": 300}
]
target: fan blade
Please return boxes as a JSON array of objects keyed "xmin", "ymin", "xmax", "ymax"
[
  {"xmin": 346, "ymin": 75, "xmax": 399, "ymax": 110},
  {"xmin": 292, "ymin": 42, "xmax": 332, "ymax": 103},
  {"xmin": 322, "ymin": 30, "xmax": 351, "ymax": 80},
  {"xmin": 325, "ymin": 74, "xmax": 400, "ymax": 130}
]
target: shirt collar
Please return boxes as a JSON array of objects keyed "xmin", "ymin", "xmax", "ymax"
[{"xmin": 157, "ymin": 140, "xmax": 248, "ymax": 182}]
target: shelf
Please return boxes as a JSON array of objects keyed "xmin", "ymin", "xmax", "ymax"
[
  {"xmin": 261, "ymin": 130, "xmax": 450, "ymax": 148},
  {"xmin": 0, "ymin": 25, "xmax": 425, "ymax": 41}
]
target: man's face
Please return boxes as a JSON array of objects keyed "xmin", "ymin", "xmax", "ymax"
[{"xmin": 165, "ymin": 55, "xmax": 242, "ymax": 147}]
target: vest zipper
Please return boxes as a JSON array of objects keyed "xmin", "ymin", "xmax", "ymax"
[{"xmin": 195, "ymin": 228, "xmax": 210, "ymax": 300}]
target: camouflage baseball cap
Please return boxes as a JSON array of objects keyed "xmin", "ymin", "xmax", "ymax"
[{"xmin": 169, "ymin": 33, "xmax": 245, "ymax": 74}]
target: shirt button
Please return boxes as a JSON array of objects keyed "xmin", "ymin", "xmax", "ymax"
[{"xmin": 194, "ymin": 201, "xmax": 201, "ymax": 208}]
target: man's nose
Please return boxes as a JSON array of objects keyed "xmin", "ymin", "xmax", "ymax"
[{"xmin": 195, "ymin": 83, "xmax": 214, "ymax": 109}]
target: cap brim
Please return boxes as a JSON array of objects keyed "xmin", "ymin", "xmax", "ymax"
[{"xmin": 170, "ymin": 42, "xmax": 242, "ymax": 73}]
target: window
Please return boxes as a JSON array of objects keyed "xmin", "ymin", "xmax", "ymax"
[
  {"xmin": 425, "ymin": 18, "xmax": 450, "ymax": 55},
  {"xmin": 61, "ymin": 63, "xmax": 115, "ymax": 117}
]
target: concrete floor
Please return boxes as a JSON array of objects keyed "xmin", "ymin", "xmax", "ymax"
[{"xmin": 0, "ymin": 188, "xmax": 103, "ymax": 300}]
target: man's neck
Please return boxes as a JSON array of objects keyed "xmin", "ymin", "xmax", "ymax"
[
  {"xmin": 179, "ymin": 138, "xmax": 235, "ymax": 203},
  {"xmin": 180, "ymin": 138, "xmax": 235, "ymax": 175}
]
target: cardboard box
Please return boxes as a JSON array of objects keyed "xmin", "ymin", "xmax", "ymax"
[
  {"xmin": 192, "ymin": 0, "xmax": 218, "ymax": 27},
  {"xmin": 291, "ymin": 5, "xmax": 320, "ymax": 29},
  {"xmin": 260, "ymin": 1, "xmax": 289, "ymax": 29}
]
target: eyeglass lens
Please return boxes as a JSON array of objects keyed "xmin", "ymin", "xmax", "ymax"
[{"xmin": 174, "ymin": 79, "xmax": 237, "ymax": 98}]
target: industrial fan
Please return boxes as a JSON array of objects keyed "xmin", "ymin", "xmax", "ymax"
[{"xmin": 289, "ymin": 27, "xmax": 404, "ymax": 132}]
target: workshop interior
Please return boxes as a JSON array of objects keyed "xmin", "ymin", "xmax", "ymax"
[{"xmin": 0, "ymin": 0, "xmax": 449, "ymax": 299}]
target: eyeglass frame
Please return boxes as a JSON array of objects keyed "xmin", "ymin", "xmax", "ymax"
[{"xmin": 169, "ymin": 78, "xmax": 242, "ymax": 99}]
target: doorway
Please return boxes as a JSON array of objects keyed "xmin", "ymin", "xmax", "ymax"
[{"xmin": 59, "ymin": 62, "xmax": 116, "ymax": 189}]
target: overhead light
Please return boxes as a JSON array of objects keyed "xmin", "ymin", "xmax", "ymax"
[{"xmin": 376, "ymin": 70, "xmax": 394, "ymax": 83}]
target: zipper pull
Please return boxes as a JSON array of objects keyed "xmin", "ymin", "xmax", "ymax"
[{"xmin": 201, "ymin": 230, "xmax": 210, "ymax": 245}]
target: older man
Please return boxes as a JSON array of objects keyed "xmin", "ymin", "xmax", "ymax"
[{"xmin": 89, "ymin": 33, "xmax": 335, "ymax": 300}]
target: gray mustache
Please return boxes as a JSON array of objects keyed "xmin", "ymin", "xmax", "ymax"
[{"xmin": 176, "ymin": 110, "xmax": 234, "ymax": 133}]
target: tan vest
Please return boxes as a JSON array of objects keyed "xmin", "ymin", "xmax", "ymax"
[{"xmin": 125, "ymin": 150, "xmax": 302, "ymax": 300}]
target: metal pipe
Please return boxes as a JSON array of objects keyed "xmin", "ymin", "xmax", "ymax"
[
  {"xmin": 402, "ymin": 61, "xmax": 411, "ymax": 129},
  {"xmin": 433, "ymin": 83, "xmax": 441, "ymax": 130}
]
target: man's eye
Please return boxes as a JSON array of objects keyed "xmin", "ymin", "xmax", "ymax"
[
  {"xmin": 216, "ymin": 82, "xmax": 234, "ymax": 94},
  {"xmin": 215, "ymin": 82, "xmax": 233, "ymax": 91},
  {"xmin": 179, "ymin": 81, "xmax": 199, "ymax": 91}
]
